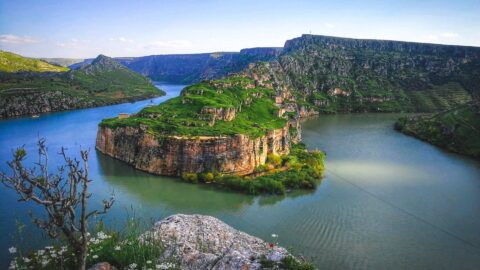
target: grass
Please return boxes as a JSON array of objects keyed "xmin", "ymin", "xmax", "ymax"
[
  {"xmin": 395, "ymin": 102, "xmax": 480, "ymax": 159},
  {"xmin": 8, "ymin": 218, "xmax": 179, "ymax": 270},
  {"xmin": 0, "ymin": 51, "xmax": 69, "ymax": 73},
  {"xmin": 100, "ymin": 75, "xmax": 286, "ymax": 138}
]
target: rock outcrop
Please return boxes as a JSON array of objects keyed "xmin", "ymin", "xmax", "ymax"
[
  {"xmin": 147, "ymin": 214, "xmax": 290, "ymax": 270},
  {"xmin": 96, "ymin": 125, "xmax": 290, "ymax": 176},
  {"xmin": 0, "ymin": 89, "xmax": 156, "ymax": 119}
]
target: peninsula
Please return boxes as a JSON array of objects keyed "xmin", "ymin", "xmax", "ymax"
[{"xmin": 0, "ymin": 52, "xmax": 164, "ymax": 118}]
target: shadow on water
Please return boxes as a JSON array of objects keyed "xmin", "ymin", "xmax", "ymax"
[
  {"xmin": 96, "ymin": 151, "xmax": 315, "ymax": 211},
  {"xmin": 98, "ymin": 152, "xmax": 262, "ymax": 211}
]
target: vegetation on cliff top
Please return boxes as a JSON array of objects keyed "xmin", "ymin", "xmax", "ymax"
[
  {"xmin": 395, "ymin": 102, "xmax": 480, "ymax": 159},
  {"xmin": 100, "ymin": 75, "xmax": 286, "ymax": 137},
  {"xmin": 0, "ymin": 53, "xmax": 164, "ymax": 108},
  {"xmin": 0, "ymin": 51, "xmax": 69, "ymax": 73},
  {"xmin": 182, "ymin": 143, "xmax": 325, "ymax": 195}
]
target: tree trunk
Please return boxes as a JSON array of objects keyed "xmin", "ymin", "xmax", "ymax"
[{"xmin": 76, "ymin": 249, "xmax": 87, "ymax": 270}]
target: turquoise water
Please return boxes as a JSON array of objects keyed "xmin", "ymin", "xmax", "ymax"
[{"xmin": 1, "ymin": 84, "xmax": 480, "ymax": 269}]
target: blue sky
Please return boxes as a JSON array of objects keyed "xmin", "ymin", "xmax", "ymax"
[{"xmin": 1, "ymin": 0, "xmax": 479, "ymax": 58}]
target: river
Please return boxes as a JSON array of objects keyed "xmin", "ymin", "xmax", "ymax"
[{"xmin": 1, "ymin": 83, "xmax": 479, "ymax": 269}]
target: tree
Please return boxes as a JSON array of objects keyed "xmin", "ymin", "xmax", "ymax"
[{"xmin": 0, "ymin": 139, "xmax": 114, "ymax": 270}]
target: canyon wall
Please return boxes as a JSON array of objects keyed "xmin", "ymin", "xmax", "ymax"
[{"xmin": 96, "ymin": 125, "xmax": 290, "ymax": 176}]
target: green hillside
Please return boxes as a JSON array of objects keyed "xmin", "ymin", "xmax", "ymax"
[
  {"xmin": 0, "ymin": 51, "xmax": 69, "ymax": 72},
  {"xmin": 395, "ymin": 102, "xmax": 480, "ymax": 159},
  {"xmin": 101, "ymin": 74, "xmax": 285, "ymax": 138},
  {"xmin": 0, "ymin": 54, "xmax": 164, "ymax": 118},
  {"xmin": 277, "ymin": 35, "xmax": 479, "ymax": 113}
]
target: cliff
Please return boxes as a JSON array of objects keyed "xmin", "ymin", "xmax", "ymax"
[
  {"xmin": 277, "ymin": 34, "xmax": 480, "ymax": 113},
  {"xmin": 0, "ymin": 54, "xmax": 164, "ymax": 118},
  {"xmin": 96, "ymin": 63, "xmax": 295, "ymax": 176},
  {"xmin": 96, "ymin": 125, "xmax": 289, "ymax": 176}
]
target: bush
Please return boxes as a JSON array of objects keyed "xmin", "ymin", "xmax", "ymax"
[
  {"xmin": 181, "ymin": 173, "xmax": 198, "ymax": 183},
  {"xmin": 267, "ymin": 153, "xmax": 283, "ymax": 167},
  {"xmin": 181, "ymin": 143, "xmax": 325, "ymax": 195},
  {"xmin": 205, "ymin": 172, "xmax": 215, "ymax": 182}
]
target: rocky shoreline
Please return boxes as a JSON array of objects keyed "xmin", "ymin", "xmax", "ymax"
[{"xmin": 0, "ymin": 90, "xmax": 161, "ymax": 119}]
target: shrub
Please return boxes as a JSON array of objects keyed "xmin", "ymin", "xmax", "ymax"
[
  {"xmin": 205, "ymin": 172, "xmax": 215, "ymax": 182},
  {"xmin": 181, "ymin": 173, "xmax": 198, "ymax": 183},
  {"xmin": 267, "ymin": 153, "xmax": 283, "ymax": 167}
]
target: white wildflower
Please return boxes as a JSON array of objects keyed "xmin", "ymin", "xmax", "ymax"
[
  {"xmin": 37, "ymin": 249, "xmax": 45, "ymax": 256},
  {"xmin": 8, "ymin": 247, "xmax": 17, "ymax": 254},
  {"xmin": 97, "ymin": 231, "xmax": 108, "ymax": 240},
  {"xmin": 129, "ymin": 263, "xmax": 138, "ymax": 269},
  {"xmin": 45, "ymin": 246, "xmax": 53, "ymax": 250},
  {"xmin": 51, "ymin": 253, "xmax": 57, "ymax": 258},
  {"xmin": 114, "ymin": 245, "xmax": 121, "ymax": 251},
  {"xmin": 156, "ymin": 262, "xmax": 176, "ymax": 269},
  {"xmin": 92, "ymin": 255, "xmax": 98, "ymax": 259},
  {"xmin": 146, "ymin": 260, "xmax": 152, "ymax": 264},
  {"xmin": 41, "ymin": 259, "xmax": 49, "ymax": 267},
  {"xmin": 23, "ymin": 257, "xmax": 31, "ymax": 263},
  {"xmin": 271, "ymin": 234, "xmax": 278, "ymax": 238}
]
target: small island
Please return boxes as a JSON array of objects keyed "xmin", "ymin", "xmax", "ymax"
[{"xmin": 96, "ymin": 63, "xmax": 325, "ymax": 194}]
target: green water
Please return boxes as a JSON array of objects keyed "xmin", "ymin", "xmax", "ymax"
[{"xmin": 1, "ymin": 85, "xmax": 480, "ymax": 269}]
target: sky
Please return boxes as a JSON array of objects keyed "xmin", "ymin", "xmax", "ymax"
[{"xmin": 1, "ymin": 0, "xmax": 479, "ymax": 58}]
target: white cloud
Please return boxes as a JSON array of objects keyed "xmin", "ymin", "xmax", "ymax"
[
  {"xmin": 439, "ymin": 32, "xmax": 459, "ymax": 38},
  {"xmin": 324, "ymin": 23, "xmax": 335, "ymax": 29},
  {"xmin": 109, "ymin": 37, "xmax": 134, "ymax": 43},
  {"xmin": 0, "ymin": 34, "xmax": 39, "ymax": 44},
  {"xmin": 57, "ymin": 38, "xmax": 91, "ymax": 49},
  {"xmin": 144, "ymin": 40, "xmax": 192, "ymax": 50}
]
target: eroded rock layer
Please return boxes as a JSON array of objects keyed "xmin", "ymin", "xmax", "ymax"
[{"xmin": 96, "ymin": 125, "xmax": 290, "ymax": 176}]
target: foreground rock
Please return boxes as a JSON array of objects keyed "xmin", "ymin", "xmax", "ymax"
[{"xmin": 148, "ymin": 214, "xmax": 291, "ymax": 270}]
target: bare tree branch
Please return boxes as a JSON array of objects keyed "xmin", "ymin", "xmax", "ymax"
[{"xmin": 0, "ymin": 139, "xmax": 114, "ymax": 270}]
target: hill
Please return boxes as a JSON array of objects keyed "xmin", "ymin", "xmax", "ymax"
[
  {"xmin": 0, "ymin": 51, "xmax": 69, "ymax": 72},
  {"xmin": 69, "ymin": 35, "xmax": 480, "ymax": 113},
  {"xmin": 40, "ymin": 57, "xmax": 85, "ymax": 67},
  {"xmin": 0, "ymin": 53, "xmax": 164, "ymax": 118},
  {"xmin": 69, "ymin": 48, "xmax": 283, "ymax": 83},
  {"xmin": 275, "ymin": 34, "xmax": 479, "ymax": 113},
  {"xmin": 395, "ymin": 102, "xmax": 480, "ymax": 159}
]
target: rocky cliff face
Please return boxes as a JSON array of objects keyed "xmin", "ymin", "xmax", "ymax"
[
  {"xmin": 277, "ymin": 34, "xmax": 480, "ymax": 113},
  {"xmin": 96, "ymin": 125, "xmax": 290, "ymax": 176},
  {"xmin": 0, "ymin": 89, "xmax": 157, "ymax": 119},
  {"xmin": 146, "ymin": 214, "xmax": 291, "ymax": 270},
  {"xmin": 0, "ymin": 90, "xmax": 87, "ymax": 118}
]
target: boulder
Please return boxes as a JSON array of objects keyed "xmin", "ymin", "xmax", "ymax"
[{"xmin": 148, "ymin": 214, "xmax": 290, "ymax": 270}]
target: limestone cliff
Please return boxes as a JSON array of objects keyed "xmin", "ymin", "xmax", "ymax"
[{"xmin": 96, "ymin": 124, "xmax": 290, "ymax": 176}]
